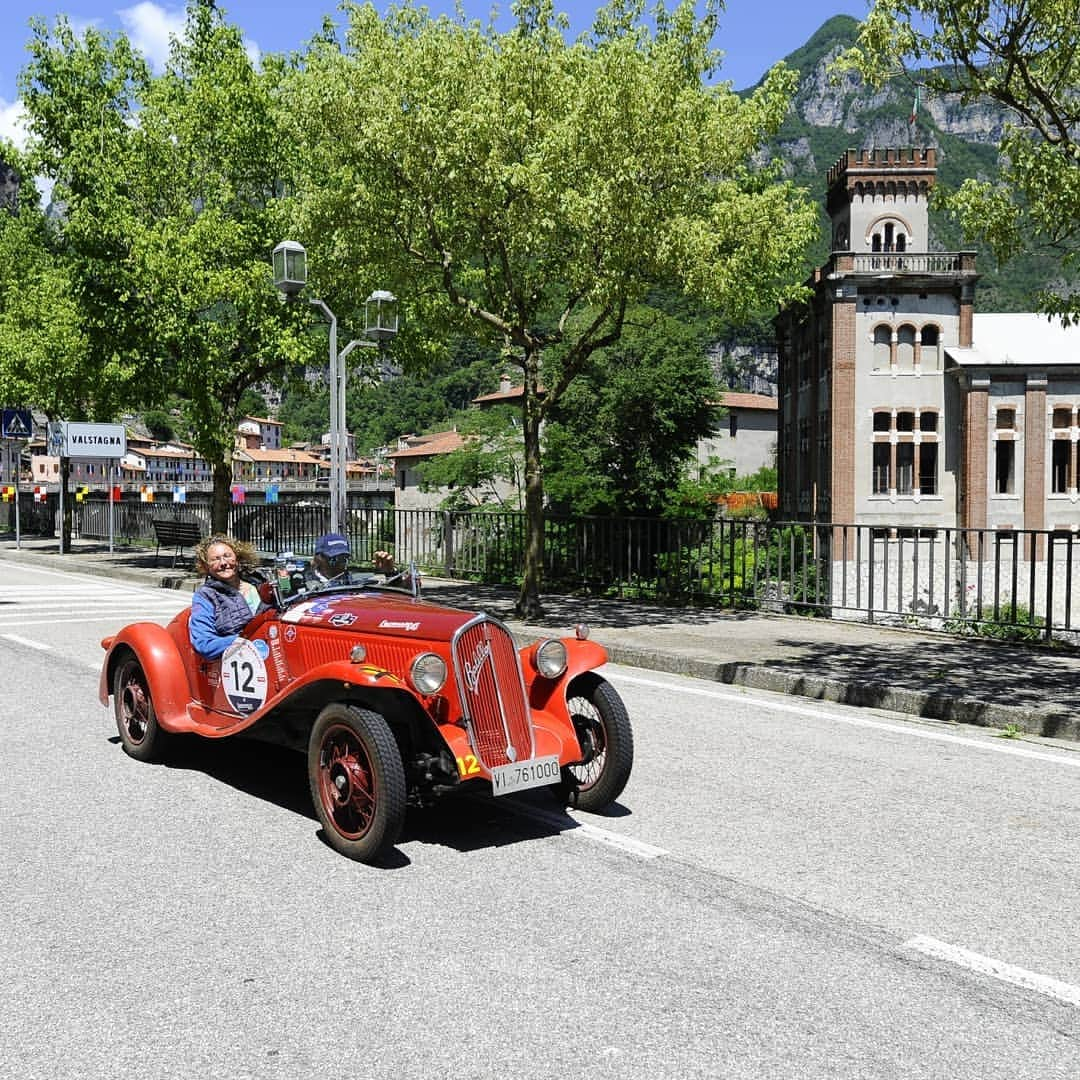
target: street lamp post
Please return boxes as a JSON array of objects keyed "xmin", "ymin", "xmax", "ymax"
[{"xmin": 272, "ymin": 241, "xmax": 398, "ymax": 533}]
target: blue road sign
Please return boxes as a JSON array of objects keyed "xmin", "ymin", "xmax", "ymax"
[{"xmin": 1, "ymin": 408, "xmax": 33, "ymax": 439}]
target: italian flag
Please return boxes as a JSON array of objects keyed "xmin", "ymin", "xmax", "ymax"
[{"xmin": 909, "ymin": 85, "xmax": 921, "ymax": 125}]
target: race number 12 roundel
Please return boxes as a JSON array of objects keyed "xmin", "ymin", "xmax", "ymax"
[{"xmin": 221, "ymin": 638, "xmax": 269, "ymax": 715}]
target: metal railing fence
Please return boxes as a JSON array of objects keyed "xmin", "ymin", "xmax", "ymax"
[{"xmin": 5, "ymin": 491, "xmax": 1077, "ymax": 641}]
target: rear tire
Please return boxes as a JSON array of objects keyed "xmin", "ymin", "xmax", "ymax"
[
  {"xmin": 559, "ymin": 674, "xmax": 633, "ymax": 812},
  {"xmin": 308, "ymin": 704, "xmax": 407, "ymax": 863},
  {"xmin": 113, "ymin": 655, "xmax": 170, "ymax": 762}
]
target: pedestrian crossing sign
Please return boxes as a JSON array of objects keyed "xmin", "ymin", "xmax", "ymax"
[{"xmin": 1, "ymin": 408, "xmax": 32, "ymax": 439}]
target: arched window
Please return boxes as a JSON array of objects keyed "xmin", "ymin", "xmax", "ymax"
[
  {"xmin": 896, "ymin": 324, "xmax": 916, "ymax": 371},
  {"xmin": 873, "ymin": 324, "xmax": 892, "ymax": 370},
  {"xmin": 921, "ymin": 324, "xmax": 941, "ymax": 372}
]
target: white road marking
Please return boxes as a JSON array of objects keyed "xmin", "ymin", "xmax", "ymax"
[
  {"xmin": 2, "ymin": 633, "xmax": 51, "ymax": 651},
  {"xmin": 0, "ymin": 616, "xmax": 182, "ymax": 629},
  {"xmin": 904, "ymin": 935, "xmax": 1080, "ymax": 1008},
  {"xmin": 504, "ymin": 801, "xmax": 668, "ymax": 860},
  {"xmin": 608, "ymin": 670, "xmax": 1080, "ymax": 768}
]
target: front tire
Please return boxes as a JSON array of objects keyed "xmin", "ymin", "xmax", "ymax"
[
  {"xmin": 113, "ymin": 655, "xmax": 169, "ymax": 762},
  {"xmin": 308, "ymin": 704, "xmax": 407, "ymax": 863},
  {"xmin": 559, "ymin": 674, "xmax": 634, "ymax": 812}
]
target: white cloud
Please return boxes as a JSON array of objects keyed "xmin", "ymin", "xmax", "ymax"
[
  {"xmin": 0, "ymin": 97, "xmax": 28, "ymax": 151},
  {"xmin": 118, "ymin": 2, "xmax": 187, "ymax": 72},
  {"xmin": 117, "ymin": 3, "xmax": 262, "ymax": 73}
]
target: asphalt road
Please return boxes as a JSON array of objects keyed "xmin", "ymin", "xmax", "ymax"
[{"xmin": 2, "ymin": 561, "xmax": 1080, "ymax": 1079}]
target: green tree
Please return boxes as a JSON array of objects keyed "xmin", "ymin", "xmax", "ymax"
[
  {"xmin": 839, "ymin": 0, "xmax": 1080, "ymax": 320},
  {"xmin": 14, "ymin": 1, "xmax": 314, "ymax": 532},
  {"xmin": 142, "ymin": 409, "xmax": 177, "ymax": 442},
  {"xmin": 543, "ymin": 305, "xmax": 718, "ymax": 516},
  {"xmin": 285, "ymin": 0, "xmax": 817, "ymax": 616}
]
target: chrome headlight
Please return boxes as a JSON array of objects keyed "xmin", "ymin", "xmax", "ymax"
[
  {"xmin": 410, "ymin": 652, "xmax": 447, "ymax": 694},
  {"xmin": 534, "ymin": 638, "xmax": 568, "ymax": 679}
]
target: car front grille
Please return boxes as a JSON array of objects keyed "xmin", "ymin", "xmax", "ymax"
[{"xmin": 451, "ymin": 615, "xmax": 533, "ymax": 770}]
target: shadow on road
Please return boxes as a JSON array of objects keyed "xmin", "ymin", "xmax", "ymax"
[{"xmin": 108, "ymin": 733, "xmax": 588, "ymax": 863}]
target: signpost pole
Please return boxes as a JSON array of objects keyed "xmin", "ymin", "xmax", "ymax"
[
  {"xmin": 13, "ymin": 447, "xmax": 20, "ymax": 550},
  {"xmin": 58, "ymin": 458, "xmax": 65, "ymax": 555},
  {"xmin": 1, "ymin": 410, "xmax": 33, "ymax": 549},
  {"xmin": 108, "ymin": 461, "xmax": 115, "ymax": 554}
]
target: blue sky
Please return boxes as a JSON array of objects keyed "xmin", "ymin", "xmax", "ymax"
[{"xmin": 1, "ymin": 1, "xmax": 872, "ymax": 147}]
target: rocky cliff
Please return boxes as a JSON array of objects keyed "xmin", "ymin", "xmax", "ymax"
[{"xmin": 749, "ymin": 15, "xmax": 1045, "ymax": 312}]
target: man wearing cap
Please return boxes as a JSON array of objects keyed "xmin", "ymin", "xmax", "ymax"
[{"xmin": 311, "ymin": 532, "xmax": 353, "ymax": 585}]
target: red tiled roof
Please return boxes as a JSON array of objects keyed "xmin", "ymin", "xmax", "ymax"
[
  {"xmin": 233, "ymin": 447, "xmax": 324, "ymax": 464},
  {"xmin": 388, "ymin": 431, "xmax": 468, "ymax": 460},
  {"xmin": 715, "ymin": 392, "xmax": 778, "ymax": 411}
]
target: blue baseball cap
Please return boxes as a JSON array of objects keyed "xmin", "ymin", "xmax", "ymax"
[{"xmin": 314, "ymin": 532, "xmax": 350, "ymax": 558}]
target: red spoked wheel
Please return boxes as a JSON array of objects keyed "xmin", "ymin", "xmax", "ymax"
[
  {"xmin": 308, "ymin": 704, "xmax": 406, "ymax": 863},
  {"xmin": 113, "ymin": 655, "xmax": 170, "ymax": 762}
]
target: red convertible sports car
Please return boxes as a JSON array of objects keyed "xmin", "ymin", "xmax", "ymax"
[{"xmin": 99, "ymin": 567, "xmax": 633, "ymax": 863}]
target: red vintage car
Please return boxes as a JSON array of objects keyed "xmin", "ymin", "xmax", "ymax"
[{"xmin": 99, "ymin": 571, "xmax": 633, "ymax": 863}]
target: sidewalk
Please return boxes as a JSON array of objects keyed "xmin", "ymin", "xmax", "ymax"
[{"xmin": 4, "ymin": 535, "xmax": 1080, "ymax": 745}]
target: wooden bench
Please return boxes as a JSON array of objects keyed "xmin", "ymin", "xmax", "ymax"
[{"xmin": 151, "ymin": 517, "xmax": 204, "ymax": 568}]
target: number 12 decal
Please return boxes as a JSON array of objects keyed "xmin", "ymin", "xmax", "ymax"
[
  {"xmin": 221, "ymin": 639, "xmax": 268, "ymax": 715},
  {"xmin": 456, "ymin": 754, "xmax": 481, "ymax": 777}
]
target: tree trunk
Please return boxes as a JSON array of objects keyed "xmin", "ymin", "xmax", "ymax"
[
  {"xmin": 516, "ymin": 346, "xmax": 544, "ymax": 619},
  {"xmin": 211, "ymin": 461, "xmax": 231, "ymax": 536}
]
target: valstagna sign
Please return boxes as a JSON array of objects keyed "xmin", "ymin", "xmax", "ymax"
[{"xmin": 51, "ymin": 422, "xmax": 127, "ymax": 460}]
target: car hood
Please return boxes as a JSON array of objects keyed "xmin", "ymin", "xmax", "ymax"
[{"xmin": 278, "ymin": 591, "xmax": 485, "ymax": 643}]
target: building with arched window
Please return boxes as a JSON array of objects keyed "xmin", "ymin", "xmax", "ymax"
[{"xmin": 775, "ymin": 147, "xmax": 1080, "ymax": 537}]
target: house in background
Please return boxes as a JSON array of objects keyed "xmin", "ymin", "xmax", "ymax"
[
  {"xmin": 239, "ymin": 415, "xmax": 283, "ymax": 451},
  {"xmin": 388, "ymin": 431, "xmax": 468, "ymax": 511},
  {"xmin": 694, "ymin": 392, "xmax": 777, "ymax": 480}
]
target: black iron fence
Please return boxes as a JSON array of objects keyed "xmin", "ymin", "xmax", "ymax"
[{"xmin": 3, "ymin": 491, "xmax": 1077, "ymax": 641}]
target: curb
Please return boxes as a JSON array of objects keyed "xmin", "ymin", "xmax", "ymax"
[{"xmin": 593, "ymin": 641, "xmax": 1080, "ymax": 743}]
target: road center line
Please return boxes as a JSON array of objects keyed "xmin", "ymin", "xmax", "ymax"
[
  {"xmin": 608, "ymin": 670, "xmax": 1080, "ymax": 768},
  {"xmin": 2, "ymin": 633, "xmax": 52, "ymax": 651},
  {"xmin": 903, "ymin": 935, "xmax": 1080, "ymax": 1008}
]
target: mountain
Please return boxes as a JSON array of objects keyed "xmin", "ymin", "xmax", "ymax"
[{"xmin": 754, "ymin": 14, "xmax": 1055, "ymax": 312}]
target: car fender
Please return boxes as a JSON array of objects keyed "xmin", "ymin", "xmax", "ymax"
[
  {"xmin": 99, "ymin": 623, "xmax": 193, "ymax": 731},
  {"xmin": 523, "ymin": 637, "xmax": 608, "ymax": 713}
]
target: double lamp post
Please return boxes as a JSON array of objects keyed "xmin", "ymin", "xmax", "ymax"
[{"xmin": 272, "ymin": 240, "xmax": 398, "ymax": 533}]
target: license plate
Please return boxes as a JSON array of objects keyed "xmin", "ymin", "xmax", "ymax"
[{"xmin": 490, "ymin": 754, "xmax": 561, "ymax": 796}]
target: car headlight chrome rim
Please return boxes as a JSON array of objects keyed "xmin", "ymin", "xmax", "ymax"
[
  {"xmin": 534, "ymin": 638, "xmax": 568, "ymax": 679},
  {"xmin": 410, "ymin": 652, "xmax": 447, "ymax": 694}
]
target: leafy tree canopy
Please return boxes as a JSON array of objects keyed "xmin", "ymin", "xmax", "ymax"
[
  {"xmin": 838, "ymin": 0, "xmax": 1080, "ymax": 320},
  {"xmin": 543, "ymin": 304, "xmax": 718, "ymax": 516},
  {"xmin": 285, "ymin": 0, "xmax": 817, "ymax": 613},
  {"xmin": 11, "ymin": 0, "xmax": 319, "ymax": 529}
]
